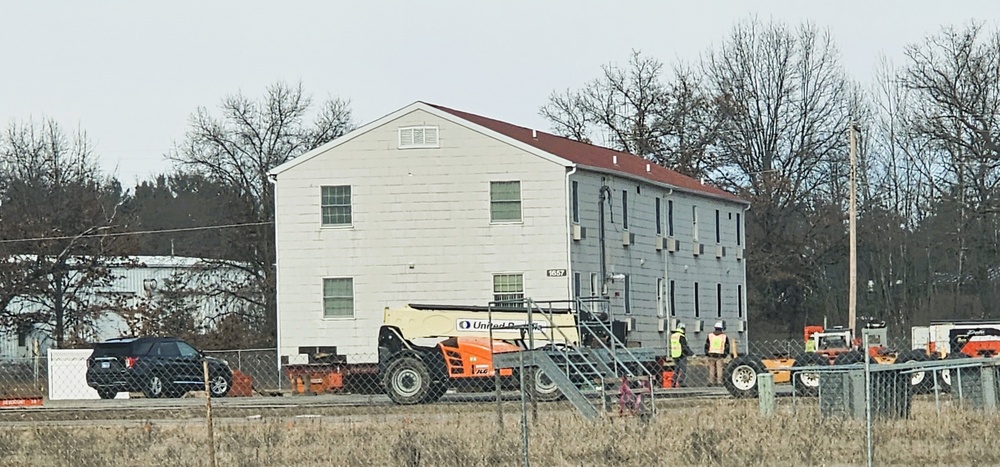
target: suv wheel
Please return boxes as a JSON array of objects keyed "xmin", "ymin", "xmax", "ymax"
[
  {"xmin": 144, "ymin": 375, "xmax": 165, "ymax": 398},
  {"xmin": 209, "ymin": 374, "xmax": 231, "ymax": 397},
  {"xmin": 97, "ymin": 389, "xmax": 117, "ymax": 400}
]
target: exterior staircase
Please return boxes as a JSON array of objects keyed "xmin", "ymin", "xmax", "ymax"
[{"xmin": 490, "ymin": 298, "xmax": 665, "ymax": 420}]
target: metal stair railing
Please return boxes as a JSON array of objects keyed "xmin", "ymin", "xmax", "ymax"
[
  {"xmin": 573, "ymin": 297, "xmax": 657, "ymax": 381},
  {"xmin": 494, "ymin": 298, "xmax": 612, "ymax": 391},
  {"xmin": 489, "ymin": 297, "xmax": 658, "ymax": 419}
]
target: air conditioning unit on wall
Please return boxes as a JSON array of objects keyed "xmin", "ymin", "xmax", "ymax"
[
  {"xmin": 692, "ymin": 242, "xmax": 704, "ymax": 256},
  {"xmin": 655, "ymin": 235, "xmax": 664, "ymax": 251},
  {"xmin": 572, "ymin": 224, "xmax": 586, "ymax": 241},
  {"xmin": 622, "ymin": 231, "xmax": 635, "ymax": 246},
  {"xmin": 736, "ymin": 247, "xmax": 744, "ymax": 261},
  {"xmin": 692, "ymin": 320, "xmax": 703, "ymax": 333},
  {"xmin": 658, "ymin": 318, "xmax": 669, "ymax": 332},
  {"xmin": 667, "ymin": 237, "xmax": 678, "ymax": 253},
  {"xmin": 624, "ymin": 317, "xmax": 637, "ymax": 331},
  {"xmin": 738, "ymin": 320, "xmax": 747, "ymax": 332},
  {"xmin": 715, "ymin": 245, "xmax": 726, "ymax": 258}
]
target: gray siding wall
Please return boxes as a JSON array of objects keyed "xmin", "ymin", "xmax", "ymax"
[{"xmin": 569, "ymin": 170, "xmax": 748, "ymax": 352}]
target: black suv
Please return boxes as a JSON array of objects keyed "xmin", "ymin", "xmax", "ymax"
[{"xmin": 86, "ymin": 337, "xmax": 232, "ymax": 399}]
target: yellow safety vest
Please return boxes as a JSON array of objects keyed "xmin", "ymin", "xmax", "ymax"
[
  {"xmin": 805, "ymin": 339, "xmax": 816, "ymax": 353},
  {"xmin": 707, "ymin": 333, "xmax": 727, "ymax": 355},
  {"xmin": 670, "ymin": 331, "xmax": 683, "ymax": 358}
]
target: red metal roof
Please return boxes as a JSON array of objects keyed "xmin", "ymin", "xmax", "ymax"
[{"xmin": 428, "ymin": 103, "xmax": 744, "ymax": 203}]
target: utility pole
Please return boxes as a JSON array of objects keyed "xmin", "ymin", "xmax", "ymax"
[{"xmin": 849, "ymin": 121, "xmax": 859, "ymax": 335}]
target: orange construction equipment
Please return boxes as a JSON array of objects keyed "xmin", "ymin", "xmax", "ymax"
[
  {"xmin": 284, "ymin": 365, "xmax": 345, "ymax": 395},
  {"xmin": 228, "ymin": 370, "xmax": 254, "ymax": 397}
]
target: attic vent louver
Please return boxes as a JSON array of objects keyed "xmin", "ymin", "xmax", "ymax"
[{"xmin": 399, "ymin": 126, "xmax": 440, "ymax": 149}]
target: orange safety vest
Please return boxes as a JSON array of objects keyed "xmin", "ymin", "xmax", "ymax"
[{"xmin": 707, "ymin": 333, "xmax": 727, "ymax": 356}]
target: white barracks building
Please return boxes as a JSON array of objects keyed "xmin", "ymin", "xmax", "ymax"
[{"xmin": 269, "ymin": 102, "xmax": 749, "ymax": 366}]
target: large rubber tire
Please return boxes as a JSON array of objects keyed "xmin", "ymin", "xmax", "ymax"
[
  {"xmin": 939, "ymin": 352, "xmax": 970, "ymax": 392},
  {"xmin": 97, "ymin": 389, "xmax": 118, "ymax": 400},
  {"xmin": 143, "ymin": 375, "xmax": 166, "ymax": 399},
  {"xmin": 527, "ymin": 366, "xmax": 563, "ymax": 402},
  {"xmin": 896, "ymin": 350, "xmax": 932, "ymax": 393},
  {"xmin": 209, "ymin": 374, "xmax": 232, "ymax": 398},
  {"xmin": 383, "ymin": 356, "xmax": 434, "ymax": 405},
  {"xmin": 792, "ymin": 353, "xmax": 827, "ymax": 397},
  {"xmin": 723, "ymin": 356, "xmax": 765, "ymax": 398}
]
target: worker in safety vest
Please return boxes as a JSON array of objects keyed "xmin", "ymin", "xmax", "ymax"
[
  {"xmin": 669, "ymin": 323, "xmax": 694, "ymax": 388},
  {"xmin": 805, "ymin": 335, "xmax": 817, "ymax": 353},
  {"xmin": 704, "ymin": 321, "xmax": 732, "ymax": 386}
]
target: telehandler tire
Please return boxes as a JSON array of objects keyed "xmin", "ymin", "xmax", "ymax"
[
  {"xmin": 527, "ymin": 366, "xmax": 563, "ymax": 402},
  {"xmin": 723, "ymin": 356, "xmax": 765, "ymax": 398},
  {"xmin": 896, "ymin": 350, "xmax": 932, "ymax": 393},
  {"xmin": 792, "ymin": 352, "xmax": 827, "ymax": 397},
  {"xmin": 939, "ymin": 352, "xmax": 970, "ymax": 392},
  {"xmin": 383, "ymin": 356, "xmax": 435, "ymax": 405}
]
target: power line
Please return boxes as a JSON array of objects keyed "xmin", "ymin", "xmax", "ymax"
[{"xmin": 0, "ymin": 222, "xmax": 274, "ymax": 245}]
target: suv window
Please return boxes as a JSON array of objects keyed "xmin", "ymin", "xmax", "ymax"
[
  {"xmin": 155, "ymin": 341, "xmax": 180, "ymax": 357},
  {"xmin": 92, "ymin": 340, "xmax": 155, "ymax": 357},
  {"xmin": 91, "ymin": 342, "xmax": 132, "ymax": 358},
  {"xmin": 177, "ymin": 342, "xmax": 200, "ymax": 358}
]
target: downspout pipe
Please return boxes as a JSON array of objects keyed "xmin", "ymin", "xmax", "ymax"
[
  {"xmin": 598, "ymin": 184, "xmax": 612, "ymax": 300},
  {"xmin": 565, "ymin": 165, "xmax": 577, "ymax": 312}
]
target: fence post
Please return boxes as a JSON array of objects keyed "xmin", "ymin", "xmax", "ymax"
[
  {"xmin": 863, "ymin": 333, "xmax": 873, "ymax": 467},
  {"xmin": 982, "ymin": 366, "xmax": 997, "ymax": 415},
  {"xmin": 203, "ymin": 360, "xmax": 217, "ymax": 467},
  {"xmin": 758, "ymin": 373, "xmax": 774, "ymax": 416}
]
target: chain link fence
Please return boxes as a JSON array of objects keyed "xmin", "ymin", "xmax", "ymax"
[{"xmin": 1, "ymin": 337, "xmax": 999, "ymax": 465}]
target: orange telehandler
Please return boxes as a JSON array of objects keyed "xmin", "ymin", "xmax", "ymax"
[{"xmin": 377, "ymin": 304, "xmax": 579, "ymax": 404}]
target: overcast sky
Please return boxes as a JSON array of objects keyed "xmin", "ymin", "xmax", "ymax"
[{"xmin": 2, "ymin": 1, "xmax": 996, "ymax": 184}]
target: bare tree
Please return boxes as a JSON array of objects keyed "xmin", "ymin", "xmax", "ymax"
[
  {"xmin": 702, "ymin": 18, "xmax": 854, "ymax": 333},
  {"xmin": 900, "ymin": 22, "xmax": 1000, "ymax": 318},
  {"xmin": 168, "ymin": 82, "xmax": 355, "ymax": 344},
  {"xmin": 541, "ymin": 51, "xmax": 724, "ymax": 178},
  {"xmin": 0, "ymin": 118, "xmax": 128, "ymax": 346}
]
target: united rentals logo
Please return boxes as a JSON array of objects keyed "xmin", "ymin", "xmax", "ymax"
[{"xmin": 455, "ymin": 319, "xmax": 546, "ymax": 332}]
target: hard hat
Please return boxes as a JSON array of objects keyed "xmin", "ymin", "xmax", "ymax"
[
  {"xmin": 714, "ymin": 321, "xmax": 724, "ymax": 330},
  {"xmin": 676, "ymin": 322, "xmax": 686, "ymax": 331}
]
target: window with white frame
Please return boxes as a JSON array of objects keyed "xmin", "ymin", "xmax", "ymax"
[
  {"xmin": 493, "ymin": 273, "xmax": 524, "ymax": 305},
  {"xmin": 655, "ymin": 197, "xmax": 662, "ymax": 235},
  {"xmin": 398, "ymin": 126, "xmax": 439, "ymax": 149},
  {"xmin": 736, "ymin": 213, "xmax": 742, "ymax": 246},
  {"xmin": 490, "ymin": 181, "xmax": 522, "ymax": 222},
  {"xmin": 621, "ymin": 190, "xmax": 629, "ymax": 230},
  {"xmin": 668, "ymin": 199, "xmax": 674, "ymax": 236},
  {"xmin": 323, "ymin": 278, "xmax": 354, "ymax": 318},
  {"xmin": 572, "ymin": 181, "xmax": 580, "ymax": 224},
  {"xmin": 321, "ymin": 186, "xmax": 352, "ymax": 226},
  {"xmin": 623, "ymin": 274, "xmax": 632, "ymax": 314},
  {"xmin": 715, "ymin": 209, "xmax": 721, "ymax": 243},
  {"xmin": 669, "ymin": 280, "xmax": 676, "ymax": 317},
  {"xmin": 656, "ymin": 278, "xmax": 665, "ymax": 316},
  {"xmin": 717, "ymin": 283, "xmax": 723, "ymax": 318},
  {"xmin": 694, "ymin": 282, "xmax": 701, "ymax": 317},
  {"xmin": 692, "ymin": 205, "xmax": 699, "ymax": 242},
  {"xmin": 738, "ymin": 284, "xmax": 744, "ymax": 318},
  {"xmin": 590, "ymin": 273, "xmax": 599, "ymax": 297}
]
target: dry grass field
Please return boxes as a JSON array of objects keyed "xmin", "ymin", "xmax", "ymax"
[{"xmin": 0, "ymin": 398, "xmax": 997, "ymax": 466}]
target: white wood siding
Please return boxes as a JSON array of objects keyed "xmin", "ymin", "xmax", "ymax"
[{"xmin": 275, "ymin": 110, "xmax": 571, "ymax": 363}]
